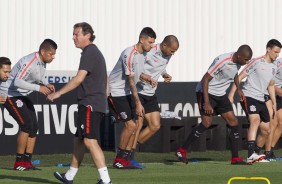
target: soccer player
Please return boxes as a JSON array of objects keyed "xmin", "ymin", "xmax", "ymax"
[
  {"xmin": 175, "ymin": 45, "xmax": 253, "ymax": 164},
  {"xmin": 49, "ymin": 22, "xmax": 112, "ymax": 184},
  {"xmin": 0, "ymin": 57, "xmax": 11, "ymax": 104},
  {"xmin": 128, "ymin": 35, "xmax": 179, "ymax": 168},
  {"xmin": 108, "ymin": 27, "xmax": 156, "ymax": 169},
  {"xmin": 0, "ymin": 39, "xmax": 57, "ymax": 170},
  {"xmin": 229, "ymin": 39, "xmax": 281, "ymax": 164},
  {"xmin": 254, "ymin": 57, "xmax": 282, "ymax": 161}
]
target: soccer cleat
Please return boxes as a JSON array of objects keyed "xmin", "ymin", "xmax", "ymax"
[
  {"xmin": 113, "ymin": 158, "xmax": 140, "ymax": 169},
  {"xmin": 25, "ymin": 161, "xmax": 41, "ymax": 170},
  {"xmin": 258, "ymin": 159, "xmax": 270, "ymax": 163},
  {"xmin": 231, "ymin": 157, "xmax": 248, "ymax": 165},
  {"xmin": 14, "ymin": 161, "xmax": 30, "ymax": 171},
  {"xmin": 97, "ymin": 179, "xmax": 112, "ymax": 184},
  {"xmin": 265, "ymin": 151, "xmax": 276, "ymax": 161},
  {"xmin": 247, "ymin": 153, "xmax": 265, "ymax": 164},
  {"xmin": 130, "ymin": 159, "xmax": 145, "ymax": 169},
  {"xmin": 54, "ymin": 172, "xmax": 73, "ymax": 184},
  {"xmin": 175, "ymin": 147, "xmax": 188, "ymax": 164}
]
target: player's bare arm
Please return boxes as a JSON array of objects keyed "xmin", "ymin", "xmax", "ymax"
[
  {"xmin": 128, "ymin": 74, "xmax": 144, "ymax": 117},
  {"xmin": 48, "ymin": 70, "xmax": 87, "ymax": 101},
  {"xmin": 268, "ymin": 80, "xmax": 277, "ymax": 117},
  {"xmin": 202, "ymin": 72, "xmax": 213, "ymax": 115},
  {"xmin": 140, "ymin": 73, "xmax": 158, "ymax": 88}
]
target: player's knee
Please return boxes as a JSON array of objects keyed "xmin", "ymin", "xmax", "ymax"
[
  {"xmin": 149, "ymin": 124, "xmax": 161, "ymax": 133},
  {"xmin": 125, "ymin": 120, "xmax": 137, "ymax": 133}
]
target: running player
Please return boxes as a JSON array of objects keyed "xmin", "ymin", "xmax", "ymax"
[
  {"xmin": 128, "ymin": 35, "xmax": 179, "ymax": 168},
  {"xmin": 229, "ymin": 39, "xmax": 281, "ymax": 164},
  {"xmin": 0, "ymin": 39, "xmax": 57, "ymax": 170},
  {"xmin": 254, "ymin": 57, "xmax": 282, "ymax": 161},
  {"xmin": 108, "ymin": 27, "xmax": 156, "ymax": 169},
  {"xmin": 175, "ymin": 45, "xmax": 253, "ymax": 164}
]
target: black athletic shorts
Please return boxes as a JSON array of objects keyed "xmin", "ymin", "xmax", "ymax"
[
  {"xmin": 107, "ymin": 95, "xmax": 135, "ymax": 122},
  {"xmin": 75, "ymin": 105, "xmax": 104, "ymax": 140},
  {"xmin": 4, "ymin": 96, "xmax": 38, "ymax": 134},
  {"xmin": 138, "ymin": 93, "xmax": 160, "ymax": 114},
  {"xmin": 277, "ymin": 95, "xmax": 282, "ymax": 111},
  {"xmin": 196, "ymin": 92, "xmax": 233, "ymax": 116},
  {"xmin": 240, "ymin": 96, "xmax": 270, "ymax": 123}
]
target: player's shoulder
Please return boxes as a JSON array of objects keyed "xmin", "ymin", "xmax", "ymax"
[{"xmin": 216, "ymin": 52, "xmax": 234, "ymax": 61}]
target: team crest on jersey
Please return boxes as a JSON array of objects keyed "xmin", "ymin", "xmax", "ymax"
[
  {"xmin": 249, "ymin": 105, "xmax": 256, "ymax": 112},
  {"xmin": 16, "ymin": 99, "xmax": 23, "ymax": 108},
  {"xmin": 120, "ymin": 112, "xmax": 127, "ymax": 119}
]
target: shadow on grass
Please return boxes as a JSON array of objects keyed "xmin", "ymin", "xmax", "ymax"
[
  {"xmin": 164, "ymin": 157, "xmax": 213, "ymax": 165},
  {"xmin": 0, "ymin": 174, "xmax": 59, "ymax": 184}
]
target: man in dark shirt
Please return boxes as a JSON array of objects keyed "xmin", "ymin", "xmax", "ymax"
[{"xmin": 48, "ymin": 22, "xmax": 111, "ymax": 184}]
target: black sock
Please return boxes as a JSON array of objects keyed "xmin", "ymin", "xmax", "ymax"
[
  {"xmin": 182, "ymin": 123, "xmax": 207, "ymax": 150},
  {"xmin": 122, "ymin": 150, "xmax": 131, "ymax": 161},
  {"xmin": 16, "ymin": 153, "xmax": 24, "ymax": 162},
  {"xmin": 247, "ymin": 141, "xmax": 256, "ymax": 158},
  {"xmin": 254, "ymin": 145, "xmax": 262, "ymax": 154},
  {"xmin": 129, "ymin": 149, "xmax": 135, "ymax": 160},
  {"xmin": 264, "ymin": 151, "xmax": 272, "ymax": 157},
  {"xmin": 24, "ymin": 152, "xmax": 32, "ymax": 162},
  {"xmin": 228, "ymin": 125, "xmax": 239, "ymax": 158},
  {"xmin": 116, "ymin": 148, "xmax": 124, "ymax": 158}
]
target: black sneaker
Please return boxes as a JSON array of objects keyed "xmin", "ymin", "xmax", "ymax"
[
  {"xmin": 54, "ymin": 172, "xmax": 73, "ymax": 184},
  {"xmin": 97, "ymin": 179, "xmax": 112, "ymax": 184}
]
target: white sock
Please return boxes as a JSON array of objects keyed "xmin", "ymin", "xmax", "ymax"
[
  {"xmin": 98, "ymin": 167, "xmax": 111, "ymax": 183},
  {"xmin": 65, "ymin": 166, "xmax": 78, "ymax": 180}
]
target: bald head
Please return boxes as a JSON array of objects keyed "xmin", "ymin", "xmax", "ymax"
[
  {"xmin": 160, "ymin": 35, "xmax": 179, "ymax": 57},
  {"xmin": 237, "ymin": 45, "xmax": 253, "ymax": 58},
  {"xmin": 162, "ymin": 35, "xmax": 179, "ymax": 47},
  {"xmin": 234, "ymin": 45, "xmax": 253, "ymax": 65}
]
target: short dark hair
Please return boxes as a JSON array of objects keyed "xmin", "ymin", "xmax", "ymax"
[
  {"xmin": 139, "ymin": 27, "xmax": 156, "ymax": 40},
  {"xmin": 74, "ymin": 22, "xmax": 96, "ymax": 42},
  {"xmin": 0, "ymin": 57, "xmax": 11, "ymax": 69},
  {"xmin": 266, "ymin": 39, "xmax": 282, "ymax": 49},
  {"xmin": 39, "ymin": 39, "xmax": 57, "ymax": 52}
]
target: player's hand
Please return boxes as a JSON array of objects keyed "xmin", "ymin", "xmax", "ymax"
[
  {"xmin": 272, "ymin": 103, "xmax": 277, "ymax": 119},
  {"xmin": 150, "ymin": 79, "xmax": 158, "ymax": 88},
  {"xmin": 0, "ymin": 95, "xmax": 7, "ymax": 104},
  {"xmin": 46, "ymin": 84, "xmax": 55, "ymax": 92},
  {"xmin": 163, "ymin": 73, "xmax": 172, "ymax": 83},
  {"xmin": 47, "ymin": 92, "xmax": 61, "ymax": 102},
  {"xmin": 237, "ymin": 89, "xmax": 245, "ymax": 101},
  {"xmin": 135, "ymin": 101, "xmax": 145, "ymax": 117},
  {"xmin": 39, "ymin": 86, "xmax": 53, "ymax": 96},
  {"xmin": 140, "ymin": 73, "xmax": 152, "ymax": 83},
  {"xmin": 204, "ymin": 102, "xmax": 213, "ymax": 115}
]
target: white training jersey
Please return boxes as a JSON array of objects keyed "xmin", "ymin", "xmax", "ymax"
[
  {"xmin": 137, "ymin": 43, "xmax": 171, "ymax": 96},
  {"xmin": 0, "ymin": 52, "xmax": 49, "ymax": 97},
  {"xmin": 196, "ymin": 52, "xmax": 241, "ymax": 96},
  {"xmin": 242, "ymin": 56, "xmax": 277, "ymax": 102},
  {"xmin": 109, "ymin": 45, "xmax": 146, "ymax": 97},
  {"xmin": 274, "ymin": 58, "xmax": 282, "ymax": 88}
]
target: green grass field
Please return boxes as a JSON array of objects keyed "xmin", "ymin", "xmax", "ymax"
[{"xmin": 1, "ymin": 150, "xmax": 282, "ymax": 184}]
